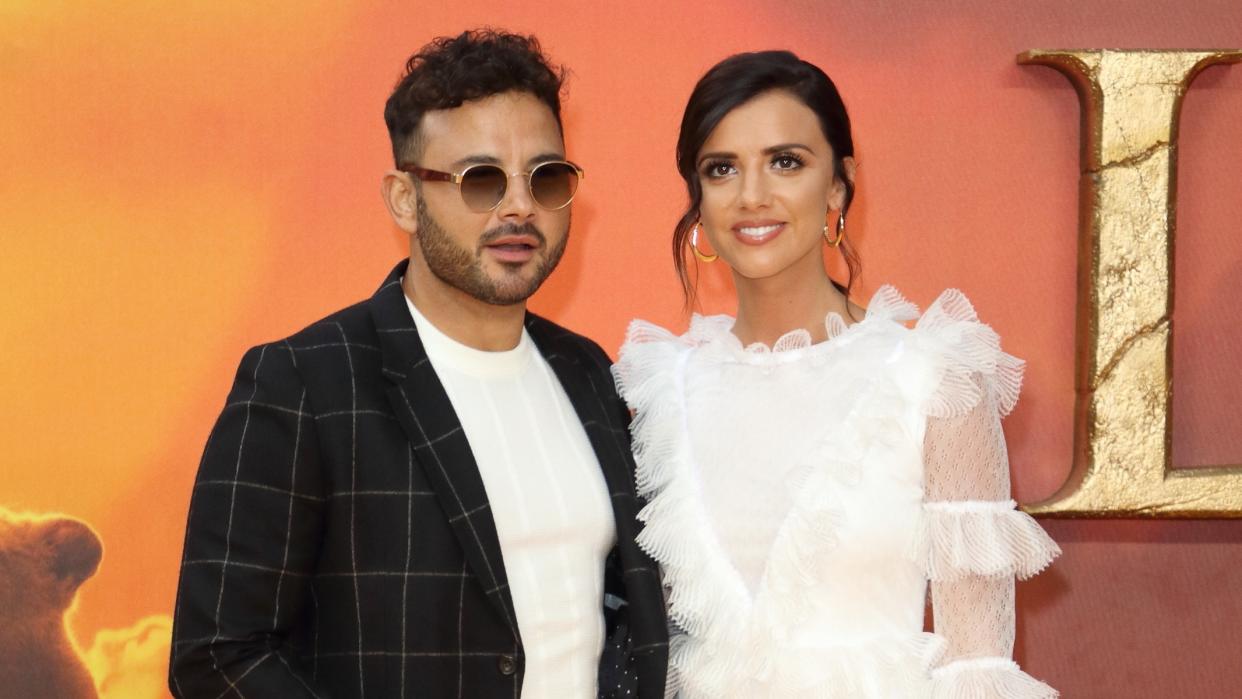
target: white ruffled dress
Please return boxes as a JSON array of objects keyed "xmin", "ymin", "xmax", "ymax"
[{"xmin": 614, "ymin": 287, "xmax": 1061, "ymax": 698}]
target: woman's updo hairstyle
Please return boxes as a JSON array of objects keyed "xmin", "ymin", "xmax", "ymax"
[{"xmin": 673, "ymin": 50, "xmax": 860, "ymax": 305}]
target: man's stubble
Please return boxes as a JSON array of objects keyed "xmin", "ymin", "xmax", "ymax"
[{"xmin": 415, "ymin": 196, "xmax": 569, "ymax": 306}]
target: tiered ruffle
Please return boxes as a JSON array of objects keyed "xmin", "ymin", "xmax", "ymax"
[
  {"xmin": 931, "ymin": 657, "xmax": 1059, "ymax": 698},
  {"xmin": 913, "ymin": 500, "xmax": 1061, "ymax": 581},
  {"xmin": 613, "ymin": 321, "xmax": 751, "ymax": 644},
  {"xmin": 906, "ymin": 288, "xmax": 1060, "ymax": 580}
]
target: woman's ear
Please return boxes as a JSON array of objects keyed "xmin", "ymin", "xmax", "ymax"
[
  {"xmin": 842, "ymin": 156, "xmax": 858, "ymax": 187},
  {"xmin": 381, "ymin": 170, "xmax": 420, "ymax": 235},
  {"xmin": 829, "ymin": 156, "xmax": 858, "ymax": 212}
]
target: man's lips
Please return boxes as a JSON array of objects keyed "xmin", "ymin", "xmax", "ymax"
[
  {"xmin": 483, "ymin": 234, "xmax": 540, "ymax": 263},
  {"xmin": 731, "ymin": 220, "xmax": 786, "ymax": 245},
  {"xmin": 486, "ymin": 234, "xmax": 540, "ymax": 248}
]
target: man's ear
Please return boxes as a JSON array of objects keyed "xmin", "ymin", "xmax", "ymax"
[
  {"xmin": 382, "ymin": 170, "xmax": 419, "ymax": 235},
  {"xmin": 829, "ymin": 156, "xmax": 858, "ymax": 211}
]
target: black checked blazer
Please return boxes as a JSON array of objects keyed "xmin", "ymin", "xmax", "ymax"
[{"xmin": 170, "ymin": 260, "xmax": 668, "ymax": 698}]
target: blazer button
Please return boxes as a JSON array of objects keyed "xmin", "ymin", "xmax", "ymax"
[{"xmin": 498, "ymin": 654, "xmax": 517, "ymax": 676}]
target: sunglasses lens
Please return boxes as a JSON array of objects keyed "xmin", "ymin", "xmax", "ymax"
[
  {"xmin": 460, "ymin": 166, "xmax": 508, "ymax": 211},
  {"xmin": 530, "ymin": 162, "xmax": 579, "ymax": 210}
]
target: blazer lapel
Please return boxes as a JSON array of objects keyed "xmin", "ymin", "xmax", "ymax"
[
  {"xmin": 527, "ymin": 315, "xmax": 671, "ymax": 683},
  {"xmin": 525, "ymin": 316, "xmax": 636, "ymax": 533},
  {"xmin": 369, "ymin": 260, "xmax": 519, "ymax": 642}
]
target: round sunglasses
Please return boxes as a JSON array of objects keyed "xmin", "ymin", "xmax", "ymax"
[{"xmin": 399, "ymin": 160, "xmax": 584, "ymax": 212}]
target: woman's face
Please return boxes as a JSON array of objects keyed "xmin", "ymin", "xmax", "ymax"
[{"xmin": 695, "ymin": 90, "xmax": 851, "ymax": 282}]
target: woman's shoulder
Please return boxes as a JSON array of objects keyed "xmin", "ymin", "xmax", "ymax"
[
  {"xmin": 618, "ymin": 317, "xmax": 688, "ymax": 349},
  {"xmin": 870, "ymin": 285, "xmax": 1024, "ymax": 419},
  {"xmin": 612, "ymin": 317, "xmax": 692, "ymax": 408},
  {"xmin": 861, "ymin": 284, "xmax": 1017, "ymax": 346},
  {"xmin": 615, "ymin": 313, "xmax": 742, "ymax": 365},
  {"xmin": 858, "ymin": 284, "xmax": 1009, "ymax": 333}
]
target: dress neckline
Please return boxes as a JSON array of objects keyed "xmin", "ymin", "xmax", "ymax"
[{"xmin": 686, "ymin": 285, "xmax": 922, "ymax": 364}]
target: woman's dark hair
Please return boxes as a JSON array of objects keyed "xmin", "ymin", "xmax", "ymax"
[
  {"xmin": 384, "ymin": 29, "xmax": 565, "ymax": 165},
  {"xmin": 673, "ymin": 50, "xmax": 860, "ymax": 306}
]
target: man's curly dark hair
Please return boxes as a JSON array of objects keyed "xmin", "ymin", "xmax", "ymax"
[{"xmin": 383, "ymin": 29, "xmax": 566, "ymax": 166}]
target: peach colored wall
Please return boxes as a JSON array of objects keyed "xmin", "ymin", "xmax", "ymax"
[{"xmin": 2, "ymin": 2, "xmax": 1239, "ymax": 696}]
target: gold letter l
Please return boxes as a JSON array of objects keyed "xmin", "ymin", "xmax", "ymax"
[{"xmin": 1019, "ymin": 49, "xmax": 1242, "ymax": 518}]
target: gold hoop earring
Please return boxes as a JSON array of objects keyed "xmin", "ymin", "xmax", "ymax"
[
  {"xmin": 823, "ymin": 211, "xmax": 845, "ymax": 248},
  {"xmin": 690, "ymin": 222, "xmax": 718, "ymax": 262}
]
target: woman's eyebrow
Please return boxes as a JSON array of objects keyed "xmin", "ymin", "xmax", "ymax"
[
  {"xmin": 762, "ymin": 142, "xmax": 813, "ymax": 155},
  {"xmin": 697, "ymin": 150, "xmax": 735, "ymax": 164},
  {"xmin": 698, "ymin": 142, "xmax": 815, "ymax": 166}
]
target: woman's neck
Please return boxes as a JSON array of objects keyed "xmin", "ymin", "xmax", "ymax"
[{"xmin": 730, "ymin": 256, "xmax": 853, "ymax": 348}]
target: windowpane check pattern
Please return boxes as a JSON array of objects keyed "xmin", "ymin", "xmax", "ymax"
[{"xmin": 170, "ymin": 261, "xmax": 668, "ymax": 698}]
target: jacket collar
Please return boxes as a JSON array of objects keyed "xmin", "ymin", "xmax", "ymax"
[{"xmin": 371, "ymin": 260, "xmax": 521, "ymax": 640}]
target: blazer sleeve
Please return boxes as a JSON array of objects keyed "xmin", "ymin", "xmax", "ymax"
[{"xmin": 170, "ymin": 342, "xmax": 328, "ymax": 698}]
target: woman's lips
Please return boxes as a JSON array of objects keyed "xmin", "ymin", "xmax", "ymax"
[{"xmin": 732, "ymin": 221, "xmax": 785, "ymax": 246}]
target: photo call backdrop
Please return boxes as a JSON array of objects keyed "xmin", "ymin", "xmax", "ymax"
[{"xmin": 2, "ymin": 1, "xmax": 1240, "ymax": 697}]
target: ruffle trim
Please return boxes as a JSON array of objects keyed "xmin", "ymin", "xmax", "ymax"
[
  {"xmin": 613, "ymin": 320, "xmax": 751, "ymax": 642},
  {"xmin": 931, "ymin": 657, "xmax": 1059, "ymax": 698},
  {"xmin": 913, "ymin": 501, "xmax": 1061, "ymax": 581},
  {"xmin": 614, "ymin": 320, "xmax": 690, "ymax": 497},
  {"xmin": 682, "ymin": 284, "xmax": 920, "ymax": 362},
  {"xmin": 670, "ymin": 631, "xmax": 947, "ymax": 699},
  {"xmin": 679, "ymin": 285, "xmax": 1023, "ymax": 422},
  {"xmin": 913, "ymin": 288, "xmax": 1025, "ymax": 420}
]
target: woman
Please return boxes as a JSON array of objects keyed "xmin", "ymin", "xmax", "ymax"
[{"xmin": 614, "ymin": 51, "xmax": 1060, "ymax": 697}]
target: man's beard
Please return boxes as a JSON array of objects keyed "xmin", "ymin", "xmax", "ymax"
[{"xmin": 415, "ymin": 198, "xmax": 569, "ymax": 306}]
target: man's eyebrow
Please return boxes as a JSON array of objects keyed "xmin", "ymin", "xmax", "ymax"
[
  {"xmin": 450, "ymin": 153, "xmax": 567, "ymax": 169},
  {"xmin": 527, "ymin": 152, "xmax": 567, "ymax": 166},
  {"xmin": 452, "ymin": 154, "xmax": 503, "ymax": 168}
]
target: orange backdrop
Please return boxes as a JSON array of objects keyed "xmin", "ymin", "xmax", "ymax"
[{"xmin": 3, "ymin": 2, "xmax": 1240, "ymax": 697}]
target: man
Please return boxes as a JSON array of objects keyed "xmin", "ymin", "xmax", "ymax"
[{"xmin": 170, "ymin": 30, "xmax": 667, "ymax": 698}]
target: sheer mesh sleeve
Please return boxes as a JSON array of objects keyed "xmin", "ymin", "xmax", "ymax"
[{"xmin": 920, "ymin": 380, "xmax": 1060, "ymax": 698}]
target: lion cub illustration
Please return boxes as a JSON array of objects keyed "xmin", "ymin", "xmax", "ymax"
[{"xmin": 0, "ymin": 507, "xmax": 102, "ymax": 699}]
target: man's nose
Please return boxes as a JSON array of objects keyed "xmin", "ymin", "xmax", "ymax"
[{"xmin": 495, "ymin": 172, "xmax": 536, "ymax": 221}]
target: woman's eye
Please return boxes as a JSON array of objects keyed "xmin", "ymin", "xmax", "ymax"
[
  {"xmin": 702, "ymin": 161, "xmax": 735, "ymax": 179},
  {"xmin": 773, "ymin": 154, "xmax": 803, "ymax": 170}
]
